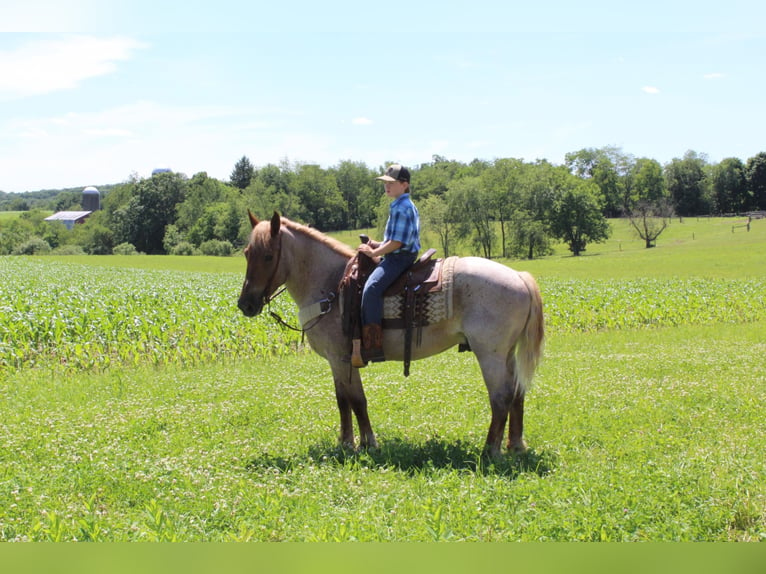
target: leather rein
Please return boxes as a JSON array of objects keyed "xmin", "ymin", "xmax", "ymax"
[{"xmin": 258, "ymin": 230, "xmax": 334, "ymax": 333}]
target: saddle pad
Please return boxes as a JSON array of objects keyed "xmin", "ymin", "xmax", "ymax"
[{"xmin": 383, "ymin": 256, "xmax": 457, "ymax": 325}]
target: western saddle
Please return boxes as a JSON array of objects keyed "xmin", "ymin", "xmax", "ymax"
[{"xmin": 339, "ymin": 246, "xmax": 443, "ymax": 376}]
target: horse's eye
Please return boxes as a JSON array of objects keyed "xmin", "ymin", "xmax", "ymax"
[{"xmin": 265, "ymin": 254, "xmax": 274, "ymax": 262}]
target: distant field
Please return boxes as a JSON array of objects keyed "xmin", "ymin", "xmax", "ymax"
[
  {"xmin": 1, "ymin": 215, "xmax": 765, "ymax": 541},
  {"xmin": 46, "ymin": 216, "xmax": 766, "ymax": 280},
  {"xmin": 0, "ymin": 211, "xmax": 28, "ymax": 220}
]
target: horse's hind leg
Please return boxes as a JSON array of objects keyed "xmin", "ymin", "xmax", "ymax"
[
  {"xmin": 476, "ymin": 353, "xmax": 513, "ymax": 457},
  {"xmin": 331, "ymin": 362, "xmax": 377, "ymax": 449},
  {"xmin": 478, "ymin": 351, "xmax": 528, "ymax": 456},
  {"xmin": 507, "ymin": 389, "xmax": 527, "ymax": 454}
]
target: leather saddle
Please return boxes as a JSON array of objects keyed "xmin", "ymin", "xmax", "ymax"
[{"xmin": 339, "ymin": 248, "xmax": 442, "ymax": 376}]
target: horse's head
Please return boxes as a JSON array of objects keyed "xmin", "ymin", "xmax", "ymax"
[{"xmin": 238, "ymin": 211, "xmax": 285, "ymax": 317}]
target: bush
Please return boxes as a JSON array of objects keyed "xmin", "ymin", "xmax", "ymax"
[
  {"xmin": 113, "ymin": 242, "xmax": 140, "ymax": 256},
  {"xmin": 199, "ymin": 239, "xmax": 234, "ymax": 257},
  {"xmin": 12, "ymin": 236, "xmax": 51, "ymax": 255},
  {"xmin": 51, "ymin": 245, "xmax": 86, "ymax": 256},
  {"xmin": 171, "ymin": 241, "xmax": 199, "ymax": 256}
]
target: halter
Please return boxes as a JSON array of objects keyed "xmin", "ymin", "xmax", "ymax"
[
  {"xmin": 254, "ymin": 228, "xmax": 333, "ymax": 333},
  {"xmin": 258, "ymin": 230, "xmax": 284, "ymax": 309}
]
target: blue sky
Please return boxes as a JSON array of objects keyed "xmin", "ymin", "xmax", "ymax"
[{"xmin": 1, "ymin": 0, "xmax": 765, "ymax": 192}]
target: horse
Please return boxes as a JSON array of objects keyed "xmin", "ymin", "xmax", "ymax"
[{"xmin": 237, "ymin": 212, "xmax": 544, "ymax": 457}]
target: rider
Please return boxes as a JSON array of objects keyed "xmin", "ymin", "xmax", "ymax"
[{"xmin": 356, "ymin": 164, "xmax": 421, "ymax": 364}]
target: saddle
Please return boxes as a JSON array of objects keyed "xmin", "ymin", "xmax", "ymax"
[{"xmin": 339, "ymin": 248, "xmax": 443, "ymax": 376}]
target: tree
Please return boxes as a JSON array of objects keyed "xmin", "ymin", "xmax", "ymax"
[
  {"xmin": 745, "ymin": 152, "xmax": 766, "ymax": 210},
  {"xmin": 292, "ymin": 163, "xmax": 347, "ymax": 230},
  {"xmin": 664, "ymin": 151, "xmax": 710, "ymax": 216},
  {"xmin": 549, "ymin": 179, "xmax": 610, "ymax": 256},
  {"xmin": 626, "ymin": 158, "xmax": 666, "ymax": 209},
  {"xmin": 230, "ymin": 155, "xmax": 255, "ymax": 190},
  {"xmin": 420, "ymin": 194, "xmax": 456, "ymax": 257},
  {"xmin": 112, "ymin": 171, "xmax": 188, "ymax": 254},
  {"xmin": 177, "ymin": 172, "xmax": 236, "ymax": 233},
  {"xmin": 448, "ymin": 176, "xmax": 495, "ymax": 258},
  {"xmin": 710, "ymin": 158, "xmax": 748, "ymax": 214},
  {"xmin": 412, "ymin": 155, "xmax": 465, "ymax": 199},
  {"xmin": 481, "ymin": 158, "xmax": 525, "ymax": 257},
  {"xmin": 187, "ymin": 202, "xmax": 240, "ymax": 246},
  {"xmin": 333, "ymin": 160, "xmax": 377, "ymax": 229},
  {"xmin": 627, "ymin": 199, "xmax": 674, "ymax": 248},
  {"xmin": 566, "ymin": 146, "xmax": 633, "ymax": 216},
  {"xmin": 508, "ymin": 210, "xmax": 552, "ymax": 259}
]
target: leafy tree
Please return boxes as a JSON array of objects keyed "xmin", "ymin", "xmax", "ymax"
[
  {"xmin": 333, "ymin": 160, "xmax": 377, "ymax": 229},
  {"xmin": 566, "ymin": 146, "xmax": 633, "ymax": 216},
  {"xmin": 176, "ymin": 172, "xmax": 237, "ymax": 234},
  {"xmin": 549, "ymin": 179, "xmax": 610, "ymax": 256},
  {"xmin": 508, "ymin": 210, "xmax": 552, "ymax": 259},
  {"xmin": 420, "ymin": 194, "xmax": 456, "ymax": 257},
  {"xmin": 112, "ymin": 171, "xmax": 188, "ymax": 254},
  {"xmin": 710, "ymin": 158, "xmax": 748, "ymax": 214},
  {"xmin": 292, "ymin": 163, "xmax": 346, "ymax": 230},
  {"xmin": 627, "ymin": 199, "xmax": 674, "ymax": 248},
  {"xmin": 481, "ymin": 158, "xmax": 525, "ymax": 257},
  {"xmin": 187, "ymin": 202, "xmax": 241, "ymax": 246},
  {"xmin": 71, "ymin": 212, "xmax": 115, "ymax": 254},
  {"xmin": 412, "ymin": 155, "xmax": 464, "ymax": 199},
  {"xmin": 745, "ymin": 152, "xmax": 766, "ymax": 210},
  {"xmin": 448, "ymin": 176, "xmax": 495, "ymax": 258},
  {"xmin": 625, "ymin": 158, "xmax": 666, "ymax": 210},
  {"xmin": 230, "ymin": 155, "xmax": 255, "ymax": 190},
  {"xmin": 664, "ymin": 151, "xmax": 710, "ymax": 216}
]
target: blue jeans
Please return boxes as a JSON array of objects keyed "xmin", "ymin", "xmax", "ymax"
[{"xmin": 361, "ymin": 252, "xmax": 417, "ymax": 326}]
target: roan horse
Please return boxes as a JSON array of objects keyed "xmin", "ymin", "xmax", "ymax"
[{"xmin": 237, "ymin": 212, "xmax": 544, "ymax": 456}]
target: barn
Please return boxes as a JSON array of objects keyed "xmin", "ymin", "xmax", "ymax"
[
  {"xmin": 44, "ymin": 211, "xmax": 93, "ymax": 230},
  {"xmin": 44, "ymin": 186, "xmax": 102, "ymax": 230}
]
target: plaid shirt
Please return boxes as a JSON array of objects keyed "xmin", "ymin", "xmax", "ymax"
[{"xmin": 384, "ymin": 193, "xmax": 421, "ymax": 254}]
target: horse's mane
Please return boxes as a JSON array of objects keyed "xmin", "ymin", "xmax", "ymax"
[{"xmin": 280, "ymin": 217, "xmax": 356, "ymax": 259}]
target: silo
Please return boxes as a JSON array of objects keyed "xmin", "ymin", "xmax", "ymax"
[{"xmin": 82, "ymin": 186, "xmax": 100, "ymax": 211}]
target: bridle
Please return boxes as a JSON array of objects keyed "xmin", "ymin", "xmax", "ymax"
[
  {"xmin": 249, "ymin": 228, "xmax": 332, "ymax": 334},
  {"xmin": 257, "ymin": 229, "xmax": 284, "ymax": 310}
]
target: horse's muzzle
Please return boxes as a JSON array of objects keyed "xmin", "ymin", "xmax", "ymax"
[{"xmin": 237, "ymin": 293, "xmax": 263, "ymax": 317}]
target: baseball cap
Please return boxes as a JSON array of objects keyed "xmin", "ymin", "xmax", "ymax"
[{"xmin": 376, "ymin": 164, "xmax": 411, "ymax": 183}]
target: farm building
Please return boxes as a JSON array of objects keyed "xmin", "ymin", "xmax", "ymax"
[
  {"xmin": 44, "ymin": 211, "xmax": 93, "ymax": 230},
  {"xmin": 44, "ymin": 186, "xmax": 102, "ymax": 230}
]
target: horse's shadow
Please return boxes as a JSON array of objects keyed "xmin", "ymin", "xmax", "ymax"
[{"xmin": 246, "ymin": 438, "xmax": 556, "ymax": 480}]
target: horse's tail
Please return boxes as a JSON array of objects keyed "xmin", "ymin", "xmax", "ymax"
[{"xmin": 513, "ymin": 271, "xmax": 545, "ymax": 395}]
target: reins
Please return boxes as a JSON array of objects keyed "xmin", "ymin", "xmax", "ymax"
[{"xmin": 258, "ymin": 229, "xmax": 334, "ymax": 336}]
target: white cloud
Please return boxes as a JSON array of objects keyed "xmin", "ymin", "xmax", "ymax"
[
  {"xmin": 642, "ymin": 86, "xmax": 660, "ymax": 94},
  {"xmin": 352, "ymin": 117, "xmax": 374, "ymax": 126},
  {"xmin": 703, "ymin": 72, "xmax": 725, "ymax": 80},
  {"xmin": 0, "ymin": 35, "xmax": 146, "ymax": 100}
]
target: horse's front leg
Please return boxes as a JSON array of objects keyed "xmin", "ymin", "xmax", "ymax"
[{"xmin": 331, "ymin": 361, "xmax": 377, "ymax": 449}]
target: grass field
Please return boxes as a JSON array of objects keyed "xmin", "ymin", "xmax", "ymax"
[{"xmin": 1, "ymin": 217, "xmax": 764, "ymax": 541}]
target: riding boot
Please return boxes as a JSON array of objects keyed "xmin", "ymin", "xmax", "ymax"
[{"xmin": 362, "ymin": 324, "xmax": 385, "ymax": 363}]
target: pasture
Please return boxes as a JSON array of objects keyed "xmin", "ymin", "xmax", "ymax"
[{"xmin": 0, "ymin": 218, "xmax": 764, "ymax": 541}]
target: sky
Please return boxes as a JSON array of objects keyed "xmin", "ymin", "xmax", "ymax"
[{"xmin": 1, "ymin": 0, "xmax": 765, "ymax": 193}]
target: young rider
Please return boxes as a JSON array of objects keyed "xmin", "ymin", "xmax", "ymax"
[{"xmin": 356, "ymin": 164, "xmax": 420, "ymax": 364}]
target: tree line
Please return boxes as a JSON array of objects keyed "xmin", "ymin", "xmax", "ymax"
[{"xmin": 2, "ymin": 147, "xmax": 765, "ymax": 258}]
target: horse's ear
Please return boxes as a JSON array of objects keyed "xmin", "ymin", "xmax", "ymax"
[
  {"xmin": 248, "ymin": 210, "xmax": 259, "ymax": 229},
  {"xmin": 270, "ymin": 211, "xmax": 281, "ymax": 238}
]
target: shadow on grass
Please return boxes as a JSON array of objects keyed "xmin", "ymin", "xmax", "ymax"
[{"xmin": 246, "ymin": 437, "xmax": 555, "ymax": 480}]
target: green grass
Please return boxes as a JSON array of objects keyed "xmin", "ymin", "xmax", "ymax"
[
  {"xmin": 1, "ymin": 216, "xmax": 765, "ymax": 541},
  {"xmin": 1, "ymin": 323, "xmax": 763, "ymax": 541}
]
